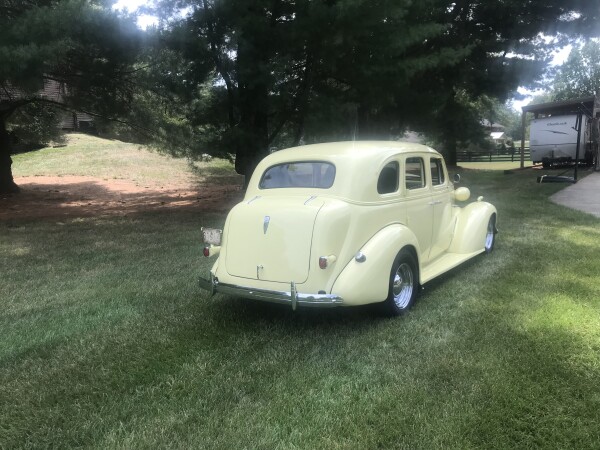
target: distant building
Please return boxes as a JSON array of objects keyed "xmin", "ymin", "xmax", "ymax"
[
  {"xmin": 481, "ymin": 119, "xmax": 509, "ymax": 146},
  {"xmin": 0, "ymin": 79, "xmax": 93, "ymax": 130}
]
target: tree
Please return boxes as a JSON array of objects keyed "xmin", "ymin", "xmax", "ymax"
[
  {"xmin": 553, "ymin": 41, "xmax": 600, "ymax": 101},
  {"xmin": 0, "ymin": 0, "xmax": 142, "ymax": 193},
  {"xmin": 7, "ymin": 103, "xmax": 64, "ymax": 152},
  {"xmin": 154, "ymin": 0, "xmax": 487, "ymax": 175},
  {"xmin": 153, "ymin": 0, "xmax": 599, "ymax": 172}
]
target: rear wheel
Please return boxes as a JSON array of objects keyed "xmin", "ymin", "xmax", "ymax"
[
  {"xmin": 384, "ymin": 250, "xmax": 418, "ymax": 316},
  {"xmin": 485, "ymin": 215, "xmax": 496, "ymax": 253}
]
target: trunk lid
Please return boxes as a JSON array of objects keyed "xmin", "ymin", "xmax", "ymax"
[{"xmin": 225, "ymin": 196, "xmax": 323, "ymax": 283}]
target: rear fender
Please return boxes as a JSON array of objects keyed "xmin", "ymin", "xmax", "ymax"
[
  {"xmin": 331, "ymin": 224, "xmax": 420, "ymax": 306},
  {"xmin": 449, "ymin": 202, "xmax": 497, "ymax": 254}
]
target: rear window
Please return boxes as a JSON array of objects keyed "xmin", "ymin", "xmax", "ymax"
[{"xmin": 259, "ymin": 162, "xmax": 336, "ymax": 189}]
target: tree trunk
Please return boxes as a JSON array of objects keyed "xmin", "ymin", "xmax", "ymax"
[
  {"xmin": 439, "ymin": 93, "xmax": 459, "ymax": 167},
  {"xmin": 235, "ymin": 89, "xmax": 269, "ymax": 188},
  {"xmin": 444, "ymin": 138, "xmax": 458, "ymax": 167},
  {"xmin": 234, "ymin": 26, "xmax": 270, "ymax": 188},
  {"xmin": 0, "ymin": 116, "xmax": 20, "ymax": 194}
]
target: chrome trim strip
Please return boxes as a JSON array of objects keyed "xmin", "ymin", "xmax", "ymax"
[
  {"xmin": 198, "ymin": 275, "xmax": 343, "ymax": 308},
  {"xmin": 304, "ymin": 195, "xmax": 317, "ymax": 205}
]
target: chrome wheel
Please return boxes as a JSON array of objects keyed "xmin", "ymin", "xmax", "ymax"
[
  {"xmin": 392, "ymin": 262, "xmax": 414, "ymax": 309},
  {"xmin": 485, "ymin": 216, "xmax": 496, "ymax": 253},
  {"xmin": 384, "ymin": 250, "xmax": 418, "ymax": 316}
]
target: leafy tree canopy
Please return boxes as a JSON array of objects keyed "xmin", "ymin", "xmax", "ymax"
[
  {"xmin": 553, "ymin": 40, "xmax": 600, "ymax": 101},
  {"xmin": 149, "ymin": 0, "xmax": 600, "ymax": 172},
  {"xmin": 0, "ymin": 0, "xmax": 143, "ymax": 193}
]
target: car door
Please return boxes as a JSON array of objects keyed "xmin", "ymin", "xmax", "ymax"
[
  {"xmin": 403, "ymin": 156, "xmax": 434, "ymax": 263},
  {"xmin": 428, "ymin": 157, "xmax": 455, "ymax": 261}
]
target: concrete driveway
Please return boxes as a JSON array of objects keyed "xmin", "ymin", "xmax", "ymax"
[{"xmin": 550, "ymin": 171, "xmax": 600, "ymax": 218}]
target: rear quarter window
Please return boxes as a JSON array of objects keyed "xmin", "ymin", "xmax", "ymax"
[{"xmin": 377, "ymin": 161, "xmax": 399, "ymax": 194}]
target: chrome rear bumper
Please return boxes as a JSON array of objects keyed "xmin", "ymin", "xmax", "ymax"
[{"xmin": 198, "ymin": 273, "xmax": 343, "ymax": 310}]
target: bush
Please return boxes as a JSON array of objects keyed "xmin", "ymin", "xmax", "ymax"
[{"xmin": 7, "ymin": 103, "xmax": 65, "ymax": 153}]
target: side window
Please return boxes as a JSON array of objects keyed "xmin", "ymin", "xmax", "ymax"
[
  {"xmin": 377, "ymin": 161, "xmax": 399, "ymax": 194},
  {"xmin": 430, "ymin": 158, "xmax": 445, "ymax": 186},
  {"xmin": 405, "ymin": 157, "xmax": 425, "ymax": 190}
]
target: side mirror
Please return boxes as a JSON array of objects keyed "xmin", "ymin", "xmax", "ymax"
[{"xmin": 453, "ymin": 174, "xmax": 461, "ymax": 184}]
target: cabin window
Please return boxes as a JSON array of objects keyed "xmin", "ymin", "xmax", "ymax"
[
  {"xmin": 405, "ymin": 157, "xmax": 425, "ymax": 189},
  {"xmin": 260, "ymin": 161, "xmax": 335, "ymax": 189},
  {"xmin": 377, "ymin": 161, "xmax": 399, "ymax": 194},
  {"xmin": 430, "ymin": 158, "xmax": 445, "ymax": 186}
]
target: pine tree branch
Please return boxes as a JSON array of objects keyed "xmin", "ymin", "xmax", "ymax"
[{"xmin": 29, "ymin": 98, "xmax": 156, "ymax": 138}]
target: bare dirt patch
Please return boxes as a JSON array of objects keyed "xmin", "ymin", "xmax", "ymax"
[{"xmin": 0, "ymin": 175, "xmax": 245, "ymax": 220}]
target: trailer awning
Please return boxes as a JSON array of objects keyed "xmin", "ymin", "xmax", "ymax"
[{"xmin": 522, "ymin": 96, "xmax": 597, "ymax": 116}]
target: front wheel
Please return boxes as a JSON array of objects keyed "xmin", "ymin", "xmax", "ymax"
[
  {"xmin": 485, "ymin": 215, "xmax": 497, "ymax": 253},
  {"xmin": 383, "ymin": 250, "xmax": 418, "ymax": 316}
]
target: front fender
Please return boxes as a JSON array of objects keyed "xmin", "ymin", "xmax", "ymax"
[
  {"xmin": 331, "ymin": 224, "xmax": 420, "ymax": 306},
  {"xmin": 449, "ymin": 201, "xmax": 497, "ymax": 254}
]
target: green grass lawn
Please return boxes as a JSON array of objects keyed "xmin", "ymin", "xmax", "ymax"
[
  {"xmin": 1, "ymin": 139, "xmax": 600, "ymax": 448},
  {"xmin": 12, "ymin": 133, "xmax": 238, "ymax": 187},
  {"xmin": 459, "ymin": 160, "xmax": 534, "ymax": 171}
]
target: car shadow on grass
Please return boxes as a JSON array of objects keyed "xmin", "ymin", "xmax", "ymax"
[{"xmin": 207, "ymin": 294, "xmax": 387, "ymax": 324}]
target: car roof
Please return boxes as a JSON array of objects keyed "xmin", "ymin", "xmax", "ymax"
[
  {"xmin": 265, "ymin": 141, "xmax": 440, "ymax": 164},
  {"xmin": 246, "ymin": 141, "xmax": 444, "ymax": 202}
]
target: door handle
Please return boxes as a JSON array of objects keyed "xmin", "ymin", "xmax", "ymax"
[{"xmin": 428, "ymin": 200, "xmax": 442, "ymax": 205}]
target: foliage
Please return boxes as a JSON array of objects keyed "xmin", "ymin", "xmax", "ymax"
[
  {"xmin": 6, "ymin": 103, "xmax": 64, "ymax": 152},
  {"xmin": 151, "ymin": 0, "xmax": 600, "ymax": 171},
  {"xmin": 529, "ymin": 91, "xmax": 556, "ymax": 106},
  {"xmin": 0, "ymin": 0, "xmax": 144, "ymax": 193},
  {"xmin": 553, "ymin": 41, "xmax": 600, "ymax": 101},
  {"xmin": 2, "ymin": 140, "xmax": 600, "ymax": 447},
  {"xmin": 2, "ymin": 1, "xmax": 599, "ymax": 191}
]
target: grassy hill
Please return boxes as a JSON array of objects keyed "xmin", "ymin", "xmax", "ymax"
[
  {"xmin": 12, "ymin": 133, "xmax": 238, "ymax": 187},
  {"xmin": 1, "ymin": 138, "xmax": 600, "ymax": 448}
]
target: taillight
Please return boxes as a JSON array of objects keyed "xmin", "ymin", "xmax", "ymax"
[
  {"xmin": 203, "ymin": 245, "xmax": 221, "ymax": 257},
  {"xmin": 319, "ymin": 255, "xmax": 337, "ymax": 269}
]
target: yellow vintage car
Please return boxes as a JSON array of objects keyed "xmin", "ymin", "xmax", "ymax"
[{"xmin": 199, "ymin": 141, "xmax": 497, "ymax": 315}]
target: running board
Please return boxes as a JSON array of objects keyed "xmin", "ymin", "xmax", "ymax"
[{"xmin": 420, "ymin": 250, "xmax": 484, "ymax": 284}]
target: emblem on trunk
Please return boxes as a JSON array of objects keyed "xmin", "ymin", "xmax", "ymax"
[{"xmin": 263, "ymin": 216, "xmax": 270, "ymax": 234}]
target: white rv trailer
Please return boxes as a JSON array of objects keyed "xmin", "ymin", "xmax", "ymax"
[{"xmin": 529, "ymin": 114, "xmax": 594, "ymax": 167}]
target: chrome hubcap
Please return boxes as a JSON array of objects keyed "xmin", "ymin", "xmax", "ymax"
[
  {"xmin": 485, "ymin": 219, "xmax": 495, "ymax": 250},
  {"xmin": 392, "ymin": 263, "xmax": 413, "ymax": 309}
]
